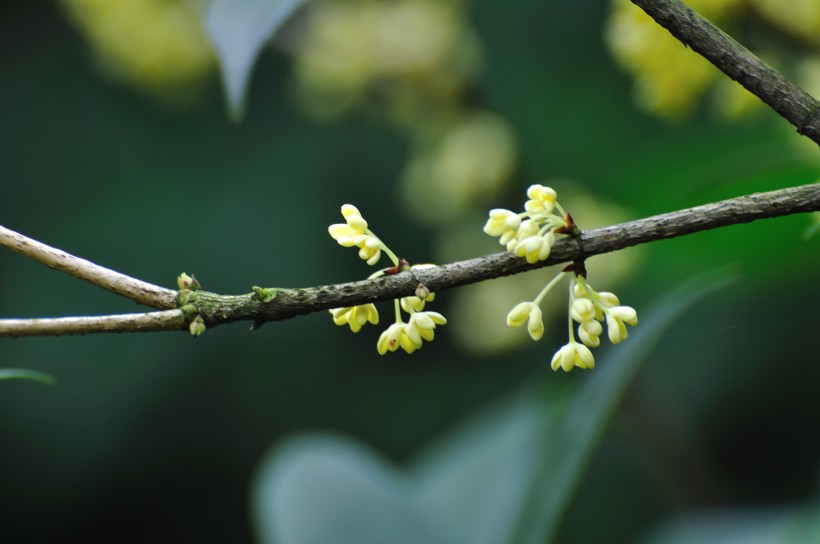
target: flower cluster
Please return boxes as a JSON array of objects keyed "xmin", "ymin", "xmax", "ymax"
[
  {"xmin": 328, "ymin": 204, "xmax": 383, "ymax": 265},
  {"xmin": 506, "ymin": 270, "xmax": 638, "ymax": 372},
  {"xmin": 327, "ymin": 204, "xmax": 446, "ymax": 354},
  {"xmin": 377, "ymin": 304, "xmax": 447, "ymax": 355},
  {"xmin": 493, "ymin": 185, "xmax": 638, "ymax": 371},
  {"xmin": 483, "ymin": 184, "xmax": 572, "ymax": 264}
]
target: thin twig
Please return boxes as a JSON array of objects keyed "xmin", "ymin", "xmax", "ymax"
[
  {"xmin": 631, "ymin": 0, "xmax": 820, "ymax": 145},
  {"xmin": 0, "ymin": 225, "xmax": 178, "ymax": 309},
  {"xmin": 0, "ymin": 310, "xmax": 186, "ymax": 338}
]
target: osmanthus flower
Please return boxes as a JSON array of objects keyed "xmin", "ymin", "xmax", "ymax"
[
  {"xmin": 328, "ymin": 204, "xmax": 447, "ymax": 354},
  {"xmin": 570, "ymin": 298, "xmax": 602, "ymax": 348},
  {"xmin": 604, "ymin": 302, "xmax": 638, "ymax": 344},
  {"xmin": 524, "ymin": 184, "xmax": 557, "ymax": 216},
  {"xmin": 514, "ymin": 229, "xmax": 556, "ymax": 264},
  {"xmin": 328, "ymin": 204, "xmax": 384, "ymax": 265},
  {"xmin": 551, "ymin": 341, "xmax": 595, "ymax": 372},
  {"xmin": 377, "ymin": 322, "xmax": 422, "ymax": 355},
  {"xmin": 407, "ymin": 310, "xmax": 447, "ymax": 342},
  {"xmin": 483, "ymin": 184, "xmax": 572, "ymax": 264},
  {"xmin": 575, "ymin": 280, "xmax": 638, "ymax": 345},
  {"xmin": 369, "ymin": 285, "xmax": 449, "ymax": 355},
  {"xmin": 506, "ymin": 301, "xmax": 544, "ymax": 341},
  {"xmin": 329, "ymin": 304, "xmax": 379, "ymax": 333},
  {"xmin": 401, "ymin": 293, "xmax": 435, "ymax": 313},
  {"xmin": 508, "ymin": 218, "xmax": 538, "ymax": 245},
  {"xmin": 483, "ymin": 208, "xmax": 521, "ymax": 245},
  {"xmin": 501, "ymin": 261, "xmax": 638, "ymax": 372}
]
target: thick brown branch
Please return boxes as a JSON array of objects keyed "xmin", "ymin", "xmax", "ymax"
[
  {"xmin": 631, "ymin": 0, "xmax": 820, "ymax": 145},
  {"xmin": 1, "ymin": 183, "xmax": 817, "ymax": 336},
  {"xmin": 200, "ymin": 183, "xmax": 820, "ymax": 325},
  {"xmin": 0, "ymin": 225, "xmax": 178, "ymax": 309}
]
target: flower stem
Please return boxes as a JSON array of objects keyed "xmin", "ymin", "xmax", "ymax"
[
  {"xmin": 367, "ymin": 229, "xmax": 400, "ymax": 266},
  {"xmin": 567, "ymin": 277, "xmax": 577, "ymax": 342},
  {"xmin": 393, "ymin": 299, "xmax": 403, "ymax": 323},
  {"xmin": 534, "ymin": 271, "xmax": 569, "ymax": 306}
]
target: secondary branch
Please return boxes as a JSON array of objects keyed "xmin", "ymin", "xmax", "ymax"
[
  {"xmin": 0, "ymin": 310, "xmax": 186, "ymax": 337},
  {"xmin": 0, "ymin": 225, "xmax": 178, "ymax": 309},
  {"xmin": 631, "ymin": 0, "xmax": 820, "ymax": 146}
]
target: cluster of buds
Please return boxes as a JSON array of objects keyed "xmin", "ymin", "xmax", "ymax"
[
  {"xmin": 328, "ymin": 204, "xmax": 383, "ymax": 265},
  {"xmin": 483, "ymin": 184, "xmax": 574, "ymax": 263},
  {"xmin": 328, "ymin": 205, "xmax": 446, "ymax": 355},
  {"xmin": 177, "ymin": 272, "xmax": 206, "ymax": 337},
  {"xmin": 506, "ymin": 268, "xmax": 638, "ymax": 372},
  {"xmin": 491, "ymin": 185, "xmax": 638, "ymax": 371}
]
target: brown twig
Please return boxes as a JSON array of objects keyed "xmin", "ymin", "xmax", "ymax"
[
  {"xmin": 0, "ymin": 310, "xmax": 187, "ymax": 337},
  {"xmin": 0, "ymin": 225, "xmax": 177, "ymax": 309},
  {"xmin": 1, "ymin": 183, "xmax": 816, "ymax": 336}
]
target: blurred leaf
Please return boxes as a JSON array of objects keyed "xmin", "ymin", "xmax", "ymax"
[
  {"xmin": 804, "ymin": 211, "xmax": 820, "ymax": 240},
  {"xmin": 410, "ymin": 391, "xmax": 565, "ymax": 544},
  {"xmin": 642, "ymin": 502, "xmax": 820, "ymax": 544},
  {"xmin": 511, "ymin": 270, "xmax": 736, "ymax": 544},
  {"xmin": 204, "ymin": 0, "xmax": 308, "ymax": 121},
  {"xmin": 0, "ymin": 368, "xmax": 55, "ymax": 385},
  {"xmin": 251, "ymin": 272, "xmax": 734, "ymax": 544},
  {"xmin": 252, "ymin": 434, "xmax": 455, "ymax": 544}
]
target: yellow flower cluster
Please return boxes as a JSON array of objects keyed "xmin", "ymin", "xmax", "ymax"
[
  {"xmin": 61, "ymin": 0, "xmax": 214, "ymax": 101},
  {"xmin": 401, "ymin": 112, "xmax": 517, "ymax": 225},
  {"xmin": 506, "ymin": 271, "xmax": 638, "ymax": 372},
  {"xmin": 293, "ymin": 0, "xmax": 477, "ymax": 118},
  {"xmin": 492, "ymin": 185, "xmax": 638, "ymax": 371},
  {"xmin": 377, "ymin": 307, "xmax": 447, "ymax": 355},
  {"xmin": 327, "ymin": 204, "xmax": 447, "ymax": 355},
  {"xmin": 294, "ymin": 1, "xmax": 514, "ymax": 227},
  {"xmin": 483, "ymin": 184, "xmax": 570, "ymax": 264},
  {"xmin": 753, "ymin": 0, "xmax": 820, "ymax": 45},
  {"xmin": 328, "ymin": 204, "xmax": 383, "ymax": 265},
  {"xmin": 607, "ymin": 0, "xmax": 820, "ymax": 120},
  {"xmin": 606, "ymin": 0, "xmax": 742, "ymax": 118}
]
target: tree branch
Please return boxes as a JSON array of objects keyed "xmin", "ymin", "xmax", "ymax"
[
  {"xmin": 0, "ymin": 225, "xmax": 178, "ymax": 309},
  {"xmin": 0, "ymin": 310, "xmax": 187, "ymax": 338},
  {"xmin": 1, "ymin": 2, "xmax": 816, "ymax": 338},
  {"xmin": 631, "ymin": 0, "xmax": 820, "ymax": 146},
  {"xmin": 1, "ymin": 183, "xmax": 817, "ymax": 336}
]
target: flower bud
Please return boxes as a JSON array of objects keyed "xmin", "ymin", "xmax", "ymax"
[{"xmin": 189, "ymin": 315, "xmax": 206, "ymax": 337}]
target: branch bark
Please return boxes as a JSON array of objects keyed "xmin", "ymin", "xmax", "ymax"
[
  {"xmin": 0, "ymin": 310, "xmax": 186, "ymax": 337},
  {"xmin": 1, "ymin": 183, "xmax": 817, "ymax": 336},
  {"xmin": 631, "ymin": 0, "xmax": 820, "ymax": 146},
  {"xmin": 0, "ymin": 225, "xmax": 178, "ymax": 309}
]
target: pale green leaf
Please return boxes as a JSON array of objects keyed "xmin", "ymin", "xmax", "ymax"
[
  {"xmin": 0, "ymin": 368, "xmax": 55, "ymax": 385},
  {"xmin": 511, "ymin": 270, "xmax": 735, "ymax": 544},
  {"xmin": 252, "ymin": 434, "xmax": 455, "ymax": 544},
  {"xmin": 204, "ymin": 0, "xmax": 308, "ymax": 120}
]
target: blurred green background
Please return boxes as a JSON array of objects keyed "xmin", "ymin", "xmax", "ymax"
[{"xmin": 1, "ymin": 1, "xmax": 819, "ymax": 542}]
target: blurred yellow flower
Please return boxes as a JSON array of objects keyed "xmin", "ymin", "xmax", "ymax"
[
  {"xmin": 294, "ymin": 0, "xmax": 479, "ymax": 120},
  {"xmin": 551, "ymin": 341, "xmax": 596, "ymax": 372},
  {"xmin": 751, "ymin": 0, "xmax": 820, "ymax": 45},
  {"xmin": 605, "ymin": 0, "xmax": 748, "ymax": 119},
  {"xmin": 401, "ymin": 112, "xmax": 517, "ymax": 225},
  {"xmin": 61, "ymin": 0, "xmax": 214, "ymax": 101}
]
